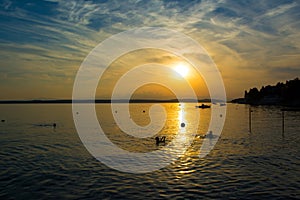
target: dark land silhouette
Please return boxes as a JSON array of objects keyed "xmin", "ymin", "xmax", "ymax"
[{"xmin": 232, "ymin": 77, "xmax": 300, "ymax": 107}]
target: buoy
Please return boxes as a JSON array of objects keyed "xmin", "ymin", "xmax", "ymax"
[
  {"xmin": 1, "ymin": 119, "xmax": 5, "ymax": 122},
  {"xmin": 53, "ymin": 123, "xmax": 57, "ymax": 128},
  {"xmin": 181, "ymin": 122, "xmax": 185, "ymax": 127},
  {"xmin": 143, "ymin": 110, "xmax": 145, "ymax": 113}
]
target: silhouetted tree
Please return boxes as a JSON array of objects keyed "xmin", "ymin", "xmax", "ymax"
[{"xmin": 244, "ymin": 77, "xmax": 299, "ymax": 106}]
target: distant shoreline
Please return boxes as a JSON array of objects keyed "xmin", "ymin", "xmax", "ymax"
[{"xmin": 0, "ymin": 99, "xmax": 213, "ymax": 104}]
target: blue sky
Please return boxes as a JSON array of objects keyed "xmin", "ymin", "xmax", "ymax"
[{"xmin": 0, "ymin": 0, "xmax": 299, "ymax": 99}]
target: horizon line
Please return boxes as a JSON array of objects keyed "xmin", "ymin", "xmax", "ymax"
[{"xmin": 0, "ymin": 98, "xmax": 223, "ymax": 104}]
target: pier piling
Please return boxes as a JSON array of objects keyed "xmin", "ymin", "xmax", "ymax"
[{"xmin": 249, "ymin": 107, "xmax": 252, "ymax": 133}]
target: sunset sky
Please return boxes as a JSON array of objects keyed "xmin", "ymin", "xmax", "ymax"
[{"xmin": 1, "ymin": 0, "xmax": 299, "ymax": 100}]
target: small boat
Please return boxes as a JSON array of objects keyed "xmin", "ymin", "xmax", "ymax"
[
  {"xmin": 34, "ymin": 123, "xmax": 56, "ymax": 128},
  {"xmin": 195, "ymin": 104, "xmax": 211, "ymax": 109}
]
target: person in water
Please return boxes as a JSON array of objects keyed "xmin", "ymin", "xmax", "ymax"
[
  {"xmin": 200, "ymin": 130, "xmax": 213, "ymax": 139},
  {"xmin": 206, "ymin": 130, "xmax": 213, "ymax": 139},
  {"xmin": 155, "ymin": 136, "xmax": 166, "ymax": 145}
]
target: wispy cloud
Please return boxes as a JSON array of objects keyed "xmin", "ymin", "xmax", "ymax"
[
  {"xmin": 56, "ymin": 0, "xmax": 104, "ymax": 26},
  {"xmin": 264, "ymin": 2, "xmax": 297, "ymax": 17}
]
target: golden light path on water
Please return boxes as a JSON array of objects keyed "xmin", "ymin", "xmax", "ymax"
[{"xmin": 177, "ymin": 103, "xmax": 188, "ymax": 144}]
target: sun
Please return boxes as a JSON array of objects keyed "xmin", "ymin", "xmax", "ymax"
[{"xmin": 174, "ymin": 64, "xmax": 189, "ymax": 77}]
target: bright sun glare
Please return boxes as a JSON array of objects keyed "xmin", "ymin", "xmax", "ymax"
[{"xmin": 174, "ymin": 64, "xmax": 189, "ymax": 77}]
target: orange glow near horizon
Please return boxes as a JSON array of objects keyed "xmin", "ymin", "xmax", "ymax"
[{"xmin": 96, "ymin": 49, "xmax": 209, "ymax": 100}]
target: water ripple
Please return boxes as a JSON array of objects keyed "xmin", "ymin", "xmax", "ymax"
[{"xmin": 0, "ymin": 104, "xmax": 299, "ymax": 199}]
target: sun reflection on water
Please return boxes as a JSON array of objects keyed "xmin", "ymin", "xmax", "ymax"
[{"xmin": 177, "ymin": 103, "xmax": 188, "ymax": 143}]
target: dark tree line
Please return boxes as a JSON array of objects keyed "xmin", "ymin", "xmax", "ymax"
[{"xmin": 244, "ymin": 77, "xmax": 300, "ymax": 106}]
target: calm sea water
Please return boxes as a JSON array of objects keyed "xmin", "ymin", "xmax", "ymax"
[{"xmin": 0, "ymin": 103, "xmax": 299, "ymax": 199}]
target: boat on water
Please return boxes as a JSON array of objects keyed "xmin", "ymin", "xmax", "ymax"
[{"xmin": 195, "ymin": 104, "xmax": 211, "ymax": 109}]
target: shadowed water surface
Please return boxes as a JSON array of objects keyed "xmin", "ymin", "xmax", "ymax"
[{"xmin": 0, "ymin": 103, "xmax": 299, "ymax": 199}]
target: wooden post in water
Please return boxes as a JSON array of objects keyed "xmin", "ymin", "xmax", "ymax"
[
  {"xmin": 280, "ymin": 108, "xmax": 300, "ymax": 137},
  {"xmin": 282, "ymin": 110, "xmax": 285, "ymax": 136},
  {"xmin": 249, "ymin": 107, "xmax": 252, "ymax": 133},
  {"xmin": 280, "ymin": 108, "xmax": 300, "ymax": 136}
]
